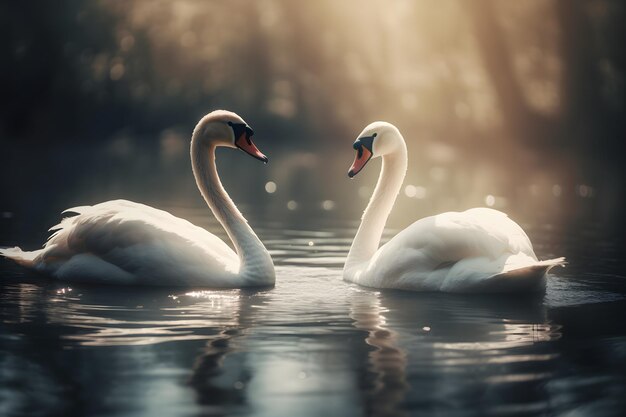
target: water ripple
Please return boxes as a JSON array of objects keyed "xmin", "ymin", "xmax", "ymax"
[{"xmin": 1, "ymin": 219, "xmax": 625, "ymax": 416}]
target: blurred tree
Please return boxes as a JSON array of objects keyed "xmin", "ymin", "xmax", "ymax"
[{"xmin": 467, "ymin": 0, "xmax": 624, "ymax": 152}]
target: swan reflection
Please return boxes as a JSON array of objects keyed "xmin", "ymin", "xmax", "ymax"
[
  {"xmin": 349, "ymin": 288, "xmax": 409, "ymax": 417},
  {"xmin": 189, "ymin": 287, "xmax": 267, "ymax": 408},
  {"xmin": 349, "ymin": 289, "xmax": 562, "ymax": 415}
]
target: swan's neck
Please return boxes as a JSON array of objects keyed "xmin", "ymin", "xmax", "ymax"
[
  {"xmin": 345, "ymin": 140, "xmax": 407, "ymax": 273},
  {"xmin": 191, "ymin": 139, "xmax": 274, "ymax": 282}
]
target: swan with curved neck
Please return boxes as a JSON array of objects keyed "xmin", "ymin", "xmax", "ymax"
[
  {"xmin": 344, "ymin": 121, "xmax": 564, "ymax": 293},
  {"xmin": 0, "ymin": 110, "xmax": 275, "ymax": 287}
]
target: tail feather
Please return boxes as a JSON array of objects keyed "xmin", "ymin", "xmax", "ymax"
[
  {"xmin": 531, "ymin": 257, "xmax": 567, "ymax": 272},
  {"xmin": 469, "ymin": 257, "xmax": 566, "ymax": 293},
  {"xmin": 62, "ymin": 206, "xmax": 90, "ymax": 216},
  {"xmin": 0, "ymin": 247, "xmax": 43, "ymax": 268},
  {"xmin": 49, "ymin": 207, "xmax": 87, "ymax": 232}
]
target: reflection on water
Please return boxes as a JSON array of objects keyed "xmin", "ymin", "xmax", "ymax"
[
  {"xmin": 1, "ymin": 214, "xmax": 626, "ymax": 416},
  {"xmin": 350, "ymin": 289, "xmax": 408, "ymax": 417}
]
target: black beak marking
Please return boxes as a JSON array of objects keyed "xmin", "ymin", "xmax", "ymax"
[
  {"xmin": 229, "ymin": 122, "xmax": 254, "ymax": 142},
  {"xmin": 245, "ymin": 126, "xmax": 254, "ymax": 144},
  {"xmin": 353, "ymin": 135, "xmax": 375, "ymax": 154}
]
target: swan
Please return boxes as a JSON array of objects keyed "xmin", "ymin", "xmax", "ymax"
[
  {"xmin": 0, "ymin": 110, "xmax": 275, "ymax": 287},
  {"xmin": 344, "ymin": 121, "xmax": 564, "ymax": 293}
]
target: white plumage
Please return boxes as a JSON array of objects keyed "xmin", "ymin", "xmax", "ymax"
[
  {"xmin": 1, "ymin": 110, "xmax": 275, "ymax": 287},
  {"xmin": 344, "ymin": 122, "xmax": 564, "ymax": 293}
]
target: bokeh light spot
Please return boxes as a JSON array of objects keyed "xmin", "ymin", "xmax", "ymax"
[
  {"xmin": 265, "ymin": 181, "xmax": 277, "ymax": 194},
  {"xmin": 577, "ymin": 184, "xmax": 593, "ymax": 198},
  {"xmin": 322, "ymin": 200, "xmax": 335, "ymax": 210},
  {"xmin": 109, "ymin": 62, "xmax": 125, "ymax": 80}
]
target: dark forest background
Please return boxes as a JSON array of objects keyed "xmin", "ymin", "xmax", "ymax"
[{"xmin": 0, "ymin": 0, "xmax": 624, "ymax": 244}]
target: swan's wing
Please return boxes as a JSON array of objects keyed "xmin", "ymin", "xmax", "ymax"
[
  {"xmin": 393, "ymin": 208, "xmax": 534, "ymax": 262},
  {"xmin": 365, "ymin": 208, "xmax": 537, "ymax": 290},
  {"xmin": 458, "ymin": 208, "xmax": 532, "ymax": 257},
  {"xmin": 41, "ymin": 200, "xmax": 238, "ymax": 279}
]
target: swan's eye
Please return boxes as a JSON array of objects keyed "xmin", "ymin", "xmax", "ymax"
[{"xmin": 372, "ymin": 133, "xmax": 377, "ymax": 137}]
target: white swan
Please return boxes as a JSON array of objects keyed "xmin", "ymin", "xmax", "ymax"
[
  {"xmin": 344, "ymin": 121, "xmax": 564, "ymax": 293},
  {"xmin": 0, "ymin": 110, "xmax": 275, "ymax": 287}
]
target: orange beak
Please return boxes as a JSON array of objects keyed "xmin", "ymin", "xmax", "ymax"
[
  {"xmin": 348, "ymin": 147, "xmax": 373, "ymax": 178},
  {"xmin": 235, "ymin": 133, "xmax": 268, "ymax": 163}
]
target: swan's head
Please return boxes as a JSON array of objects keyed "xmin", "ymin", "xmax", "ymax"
[
  {"xmin": 348, "ymin": 121, "xmax": 402, "ymax": 177},
  {"xmin": 194, "ymin": 109, "xmax": 268, "ymax": 163}
]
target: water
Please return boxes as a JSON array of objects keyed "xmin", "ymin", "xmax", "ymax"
[{"xmin": 1, "ymin": 208, "xmax": 626, "ymax": 417}]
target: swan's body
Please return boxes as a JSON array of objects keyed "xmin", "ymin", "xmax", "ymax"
[
  {"xmin": 344, "ymin": 122, "xmax": 564, "ymax": 293},
  {"xmin": 1, "ymin": 110, "xmax": 275, "ymax": 287}
]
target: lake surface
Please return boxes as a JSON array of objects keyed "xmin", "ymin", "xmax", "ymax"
[{"xmin": 1, "ymin": 208, "xmax": 625, "ymax": 417}]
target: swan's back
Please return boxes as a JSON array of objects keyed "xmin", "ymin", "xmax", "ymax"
[
  {"xmin": 3, "ymin": 200, "xmax": 239, "ymax": 285},
  {"xmin": 349, "ymin": 208, "xmax": 561, "ymax": 292},
  {"xmin": 396, "ymin": 208, "xmax": 536, "ymax": 261}
]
